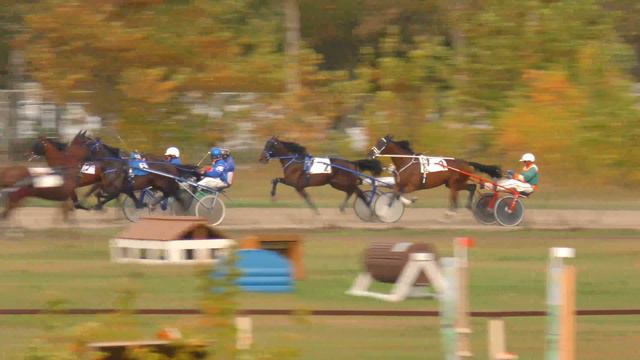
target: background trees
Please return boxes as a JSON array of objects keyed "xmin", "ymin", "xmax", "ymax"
[{"xmin": 4, "ymin": 0, "xmax": 640, "ymax": 184}]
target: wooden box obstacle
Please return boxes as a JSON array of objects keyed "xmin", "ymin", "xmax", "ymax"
[
  {"xmin": 240, "ymin": 234, "xmax": 304, "ymax": 279},
  {"xmin": 110, "ymin": 216, "xmax": 235, "ymax": 264}
]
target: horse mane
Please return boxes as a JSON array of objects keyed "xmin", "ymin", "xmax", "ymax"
[
  {"xmin": 280, "ymin": 140, "xmax": 308, "ymax": 155},
  {"xmin": 395, "ymin": 139, "xmax": 415, "ymax": 153},
  {"xmin": 47, "ymin": 138, "xmax": 67, "ymax": 151},
  {"xmin": 101, "ymin": 142, "xmax": 122, "ymax": 158}
]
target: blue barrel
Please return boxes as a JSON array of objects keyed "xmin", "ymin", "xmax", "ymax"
[{"xmin": 213, "ymin": 249, "xmax": 294, "ymax": 293}]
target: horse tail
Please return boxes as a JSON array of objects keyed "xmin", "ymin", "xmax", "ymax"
[
  {"xmin": 468, "ymin": 161, "xmax": 502, "ymax": 179},
  {"xmin": 354, "ymin": 159, "xmax": 383, "ymax": 176}
]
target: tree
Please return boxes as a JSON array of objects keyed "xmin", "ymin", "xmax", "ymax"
[{"xmin": 18, "ymin": 0, "xmax": 283, "ymax": 152}]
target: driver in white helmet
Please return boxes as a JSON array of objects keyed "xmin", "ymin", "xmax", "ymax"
[
  {"xmin": 515, "ymin": 153, "xmax": 538, "ymax": 189},
  {"xmin": 497, "ymin": 153, "xmax": 539, "ymax": 194},
  {"xmin": 164, "ymin": 146, "xmax": 182, "ymax": 165}
]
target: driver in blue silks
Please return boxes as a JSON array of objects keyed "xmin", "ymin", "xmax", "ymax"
[
  {"xmin": 129, "ymin": 151, "xmax": 149, "ymax": 177},
  {"xmin": 164, "ymin": 147, "xmax": 182, "ymax": 165},
  {"xmin": 221, "ymin": 148, "xmax": 235, "ymax": 185},
  {"xmin": 198, "ymin": 147, "xmax": 230, "ymax": 190}
]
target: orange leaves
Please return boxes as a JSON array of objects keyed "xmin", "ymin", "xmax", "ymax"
[
  {"xmin": 522, "ymin": 69, "xmax": 584, "ymax": 107},
  {"xmin": 119, "ymin": 67, "xmax": 178, "ymax": 104}
]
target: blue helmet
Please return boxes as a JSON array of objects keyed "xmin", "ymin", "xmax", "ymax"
[
  {"xmin": 130, "ymin": 151, "xmax": 142, "ymax": 160},
  {"xmin": 210, "ymin": 147, "xmax": 222, "ymax": 158}
]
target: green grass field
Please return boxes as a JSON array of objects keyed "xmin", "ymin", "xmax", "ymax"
[{"xmin": 0, "ymin": 227, "xmax": 639, "ymax": 359}]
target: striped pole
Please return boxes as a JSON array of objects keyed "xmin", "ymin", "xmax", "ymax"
[{"xmin": 545, "ymin": 247, "xmax": 576, "ymax": 360}]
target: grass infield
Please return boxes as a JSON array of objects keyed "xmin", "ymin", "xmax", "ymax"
[{"xmin": 0, "ymin": 227, "xmax": 638, "ymax": 358}]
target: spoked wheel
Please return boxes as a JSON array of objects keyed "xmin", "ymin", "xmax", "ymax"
[
  {"xmin": 122, "ymin": 191, "xmax": 151, "ymax": 223},
  {"xmin": 195, "ymin": 194, "xmax": 226, "ymax": 226},
  {"xmin": 373, "ymin": 192, "xmax": 405, "ymax": 223},
  {"xmin": 472, "ymin": 193, "xmax": 497, "ymax": 225},
  {"xmin": 354, "ymin": 190, "xmax": 379, "ymax": 222},
  {"xmin": 494, "ymin": 195, "xmax": 525, "ymax": 227},
  {"xmin": 122, "ymin": 189, "xmax": 170, "ymax": 222}
]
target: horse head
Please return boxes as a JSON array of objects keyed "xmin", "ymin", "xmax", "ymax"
[
  {"xmin": 367, "ymin": 134, "xmax": 394, "ymax": 158},
  {"xmin": 66, "ymin": 130, "xmax": 93, "ymax": 162},
  {"xmin": 28, "ymin": 136, "xmax": 67, "ymax": 162},
  {"xmin": 259, "ymin": 136, "xmax": 283, "ymax": 163}
]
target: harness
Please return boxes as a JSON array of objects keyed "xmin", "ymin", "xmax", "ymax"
[{"xmin": 262, "ymin": 149, "xmax": 302, "ymax": 170}]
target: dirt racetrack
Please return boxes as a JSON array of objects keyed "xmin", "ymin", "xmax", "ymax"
[{"xmin": 3, "ymin": 206, "xmax": 640, "ymax": 230}]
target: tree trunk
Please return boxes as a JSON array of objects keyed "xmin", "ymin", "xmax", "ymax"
[{"xmin": 284, "ymin": 0, "xmax": 301, "ymax": 94}]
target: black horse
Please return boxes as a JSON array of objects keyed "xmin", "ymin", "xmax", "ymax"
[{"xmin": 258, "ymin": 136, "xmax": 382, "ymax": 213}]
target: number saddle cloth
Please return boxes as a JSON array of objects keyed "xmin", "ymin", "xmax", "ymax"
[
  {"xmin": 80, "ymin": 162, "xmax": 96, "ymax": 175},
  {"xmin": 27, "ymin": 167, "xmax": 64, "ymax": 188},
  {"xmin": 418, "ymin": 156, "xmax": 449, "ymax": 183},
  {"xmin": 304, "ymin": 156, "xmax": 332, "ymax": 174}
]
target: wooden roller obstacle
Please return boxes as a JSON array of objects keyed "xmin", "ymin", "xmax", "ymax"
[{"xmin": 347, "ymin": 240, "xmax": 445, "ymax": 302}]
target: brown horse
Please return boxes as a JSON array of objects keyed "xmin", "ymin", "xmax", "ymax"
[
  {"xmin": 367, "ymin": 135, "xmax": 501, "ymax": 213},
  {"xmin": 77, "ymin": 134, "xmax": 192, "ymax": 211},
  {"xmin": 29, "ymin": 137, "xmax": 106, "ymax": 208},
  {"xmin": 0, "ymin": 131, "xmax": 92, "ymax": 220},
  {"xmin": 258, "ymin": 136, "xmax": 383, "ymax": 213}
]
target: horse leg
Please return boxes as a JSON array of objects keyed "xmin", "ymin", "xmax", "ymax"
[
  {"xmin": 447, "ymin": 182, "xmax": 459, "ymax": 216},
  {"xmin": 465, "ymin": 183, "xmax": 477, "ymax": 210},
  {"xmin": 71, "ymin": 190, "xmax": 90, "ymax": 210},
  {"xmin": 297, "ymin": 188, "xmax": 319, "ymax": 214},
  {"xmin": 339, "ymin": 190, "xmax": 354, "ymax": 213},
  {"xmin": 270, "ymin": 178, "xmax": 283, "ymax": 198}
]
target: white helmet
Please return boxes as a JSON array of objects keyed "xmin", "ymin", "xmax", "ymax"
[
  {"xmin": 520, "ymin": 153, "xmax": 535, "ymax": 162},
  {"xmin": 165, "ymin": 147, "xmax": 180, "ymax": 157}
]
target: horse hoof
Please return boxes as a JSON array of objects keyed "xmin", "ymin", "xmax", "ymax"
[{"xmin": 445, "ymin": 210, "xmax": 457, "ymax": 217}]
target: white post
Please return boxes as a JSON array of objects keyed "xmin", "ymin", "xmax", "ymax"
[{"xmin": 545, "ymin": 247, "xmax": 575, "ymax": 360}]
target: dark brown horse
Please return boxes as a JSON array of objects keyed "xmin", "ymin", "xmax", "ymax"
[
  {"xmin": 258, "ymin": 136, "xmax": 383, "ymax": 213},
  {"xmin": 367, "ymin": 135, "xmax": 501, "ymax": 213},
  {"xmin": 0, "ymin": 131, "xmax": 92, "ymax": 220},
  {"xmin": 78, "ymin": 134, "xmax": 192, "ymax": 211}
]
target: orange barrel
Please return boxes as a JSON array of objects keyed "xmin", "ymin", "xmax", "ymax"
[{"xmin": 364, "ymin": 241, "xmax": 437, "ymax": 285}]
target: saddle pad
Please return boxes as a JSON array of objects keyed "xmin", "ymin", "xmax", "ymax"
[
  {"xmin": 305, "ymin": 157, "xmax": 332, "ymax": 174},
  {"xmin": 33, "ymin": 175, "xmax": 64, "ymax": 188},
  {"xmin": 419, "ymin": 156, "xmax": 448, "ymax": 173},
  {"xmin": 28, "ymin": 167, "xmax": 54, "ymax": 177},
  {"xmin": 81, "ymin": 163, "xmax": 96, "ymax": 174}
]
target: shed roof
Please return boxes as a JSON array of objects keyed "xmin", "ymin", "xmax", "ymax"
[{"xmin": 117, "ymin": 216, "xmax": 226, "ymax": 241}]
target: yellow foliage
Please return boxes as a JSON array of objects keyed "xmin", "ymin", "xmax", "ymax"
[{"xmin": 495, "ymin": 70, "xmax": 585, "ymax": 174}]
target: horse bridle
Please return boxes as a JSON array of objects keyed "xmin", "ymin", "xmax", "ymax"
[
  {"xmin": 262, "ymin": 138, "xmax": 280, "ymax": 161},
  {"xmin": 370, "ymin": 137, "xmax": 388, "ymax": 157}
]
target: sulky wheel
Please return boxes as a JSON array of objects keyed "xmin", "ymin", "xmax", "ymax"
[
  {"xmin": 195, "ymin": 194, "xmax": 226, "ymax": 226},
  {"xmin": 373, "ymin": 192, "xmax": 405, "ymax": 223},
  {"xmin": 494, "ymin": 195, "xmax": 525, "ymax": 227},
  {"xmin": 122, "ymin": 190, "xmax": 153, "ymax": 223},
  {"xmin": 472, "ymin": 193, "xmax": 497, "ymax": 225},
  {"xmin": 354, "ymin": 190, "xmax": 379, "ymax": 222}
]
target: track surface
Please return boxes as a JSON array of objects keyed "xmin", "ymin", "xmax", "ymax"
[{"xmin": 3, "ymin": 206, "xmax": 640, "ymax": 230}]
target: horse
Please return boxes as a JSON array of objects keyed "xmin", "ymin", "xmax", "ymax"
[
  {"xmin": 0, "ymin": 131, "xmax": 92, "ymax": 220},
  {"xmin": 29, "ymin": 137, "xmax": 107, "ymax": 208},
  {"xmin": 77, "ymin": 134, "xmax": 193, "ymax": 211},
  {"xmin": 367, "ymin": 135, "xmax": 502, "ymax": 213},
  {"xmin": 258, "ymin": 136, "xmax": 383, "ymax": 213}
]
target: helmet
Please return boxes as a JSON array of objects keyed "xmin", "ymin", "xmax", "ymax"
[
  {"xmin": 165, "ymin": 146, "xmax": 180, "ymax": 157},
  {"xmin": 210, "ymin": 147, "xmax": 222, "ymax": 158},
  {"xmin": 130, "ymin": 151, "xmax": 142, "ymax": 160},
  {"xmin": 520, "ymin": 153, "xmax": 535, "ymax": 162}
]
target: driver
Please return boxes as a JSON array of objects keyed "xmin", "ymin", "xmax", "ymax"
[
  {"xmin": 497, "ymin": 153, "xmax": 539, "ymax": 194},
  {"xmin": 198, "ymin": 147, "xmax": 230, "ymax": 190},
  {"xmin": 164, "ymin": 146, "xmax": 182, "ymax": 165}
]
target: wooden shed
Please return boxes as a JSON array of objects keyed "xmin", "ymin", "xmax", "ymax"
[{"xmin": 110, "ymin": 216, "xmax": 235, "ymax": 264}]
